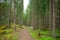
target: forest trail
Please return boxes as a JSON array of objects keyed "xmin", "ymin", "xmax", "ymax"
[{"xmin": 18, "ymin": 28, "xmax": 34, "ymax": 40}]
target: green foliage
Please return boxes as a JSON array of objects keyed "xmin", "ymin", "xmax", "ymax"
[
  {"xmin": 29, "ymin": 27, "xmax": 60, "ymax": 40},
  {"xmin": 40, "ymin": 36, "xmax": 54, "ymax": 40},
  {"xmin": 29, "ymin": 29, "xmax": 37, "ymax": 38},
  {"xmin": 0, "ymin": 24, "xmax": 20, "ymax": 40},
  {"xmin": 29, "ymin": 27, "xmax": 55, "ymax": 40},
  {"xmin": 40, "ymin": 0, "xmax": 49, "ymax": 17},
  {"xmin": 40, "ymin": 30, "xmax": 49, "ymax": 35}
]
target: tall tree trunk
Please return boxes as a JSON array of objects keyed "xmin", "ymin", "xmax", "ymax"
[
  {"xmin": 19, "ymin": 0, "xmax": 23, "ymax": 29},
  {"xmin": 7, "ymin": 0, "xmax": 12, "ymax": 28},
  {"xmin": 50, "ymin": 0, "xmax": 56, "ymax": 39},
  {"xmin": 12, "ymin": 0, "xmax": 16, "ymax": 30},
  {"xmin": 31, "ymin": 0, "xmax": 37, "ymax": 30}
]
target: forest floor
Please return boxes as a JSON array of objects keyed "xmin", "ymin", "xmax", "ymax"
[{"xmin": 18, "ymin": 28, "xmax": 34, "ymax": 40}]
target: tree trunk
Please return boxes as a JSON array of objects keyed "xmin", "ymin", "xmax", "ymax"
[
  {"xmin": 19, "ymin": 0, "xmax": 23, "ymax": 29},
  {"xmin": 50, "ymin": 0, "xmax": 56, "ymax": 39},
  {"xmin": 12, "ymin": 0, "xmax": 16, "ymax": 30},
  {"xmin": 7, "ymin": 0, "xmax": 12, "ymax": 28}
]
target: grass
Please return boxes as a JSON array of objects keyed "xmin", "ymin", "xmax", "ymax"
[
  {"xmin": 0, "ymin": 24, "xmax": 22, "ymax": 40},
  {"xmin": 29, "ymin": 29, "xmax": 54, "ymax": 40},
  {"xmin": 40, "ymin": 36, "xmax": 54, "ymax": 40},
  {"xmin": 29, "ymin": 29, "xmax": 53, "ymax": 40},
  {"xmin": 0, "ymin": 30, "xmax": 18, "ymax": 40},
  {"xmin": 0, "ymin": 28, "xmax": 18, "ymax": 40},
  {"xmin": 29, "ymin": 27, "xmax": 60, "ymax": 40}
]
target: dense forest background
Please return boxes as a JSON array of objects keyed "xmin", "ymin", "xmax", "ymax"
[{"xmin": 0, "ymin": 0, "xmax": 60, "ymax": 40}]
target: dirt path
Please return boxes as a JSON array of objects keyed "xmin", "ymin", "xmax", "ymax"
[{"xmin": 18, "ymin": 28, "xmax": 34, "ymax": 40}]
